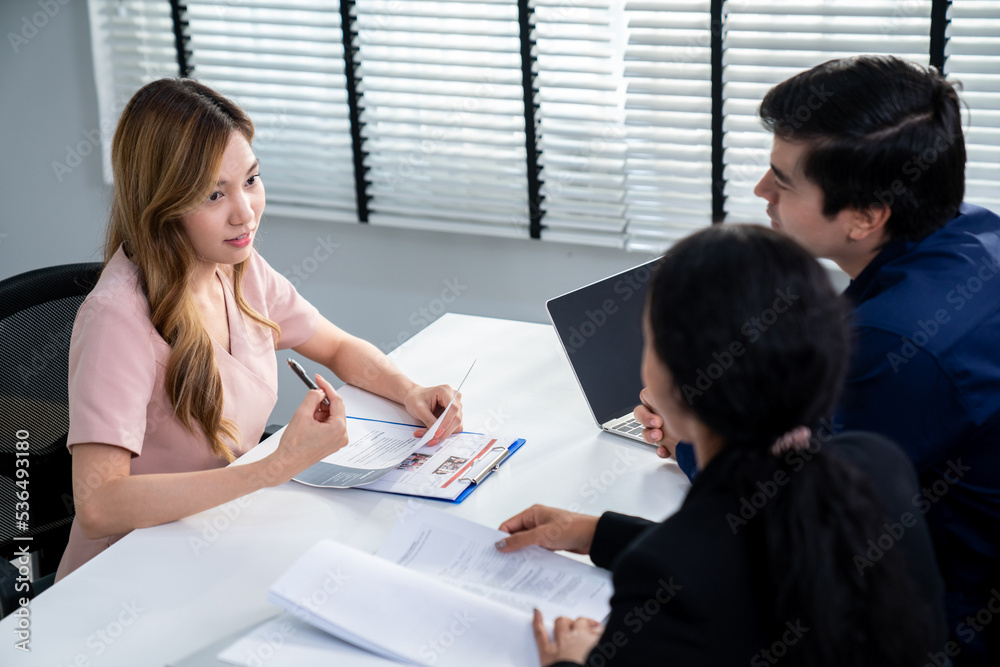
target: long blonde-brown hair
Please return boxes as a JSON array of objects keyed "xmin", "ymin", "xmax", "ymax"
[{"xmin": 105, "ymin": 78, "xmax": 280, "ymax": 461}]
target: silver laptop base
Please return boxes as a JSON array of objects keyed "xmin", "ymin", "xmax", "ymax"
[{"xmin": 603, "ymin": 414, "xmax": 650, "ymax": 444}]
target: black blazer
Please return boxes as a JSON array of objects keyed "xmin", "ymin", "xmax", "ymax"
[{"xmin": 552, "ymin": 432, "xmax": 947, "ymax": 666}]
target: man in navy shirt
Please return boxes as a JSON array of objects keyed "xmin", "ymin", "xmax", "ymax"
[{"xmin": 635, "ymin": 56, "xmax": 1000, "ymax": 664}]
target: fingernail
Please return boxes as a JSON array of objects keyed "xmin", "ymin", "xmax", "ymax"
[
  {"xmin": 436, "ymin": 429, "xmax": 443, "ymax": 438},
  {"xmin": 494, "ymin": 539, "xmax": 506, "ymax": 550}
]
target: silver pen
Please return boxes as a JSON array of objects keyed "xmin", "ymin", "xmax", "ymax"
[{"xmin": 286, "ymin": 357, "xmax": 330, "ymax": 406}]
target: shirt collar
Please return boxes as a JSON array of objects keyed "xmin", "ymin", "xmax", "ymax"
[
  {"xmin": 843, "ymin": 239, "xmax": 914, "ymax": 306},
  {"xmin": 843, "ymin": 207, "xmax": 966, "ymax": 305}
]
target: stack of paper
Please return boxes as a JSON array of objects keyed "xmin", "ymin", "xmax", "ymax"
[{"xmin": 220, "ymin": 507, "xmax": 613, "ymax": 667}]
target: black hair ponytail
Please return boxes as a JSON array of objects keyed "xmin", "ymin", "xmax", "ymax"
[{"xmin": 648, "ymin": 225, "xmax": 934, "ymax": 665}]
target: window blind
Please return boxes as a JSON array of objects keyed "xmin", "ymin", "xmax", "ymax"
[
  {"xmin": 622, "ymin": 0, "xmax": 714, "ymax": 252},
  {"xmin": 534, "ymin": 0, "xmax": 628, "ymax": 248},
  {"xmin": 185, "ymin": 1, "xmax": 358, "ymax": 224},
  {"xmin": 90, "ymin": 1, "xmax": 1000, "ymax": 250},
  {"xmin": 88, "ymin": 0, "xmax": 182, "ymax": 181},
  {"xmin": 353, "ymin": 0, "xmax": 530, "ymax": 238},
  {"xmin": 946, "ymin": 1, "xmax": 1000, "ymax": 212},
  {"xmin": 722, "ymin": 1, "xmax": 933, "ymax": 224}
]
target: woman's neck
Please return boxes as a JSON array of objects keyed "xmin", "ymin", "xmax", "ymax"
[{"xmin": 187, "ymin": 260, "xmax": 222, "ymax": 301}]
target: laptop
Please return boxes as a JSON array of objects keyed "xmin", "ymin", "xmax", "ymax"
[{"xmin": 546, "ymin": 258, "xmax": 661, "ymax": 444}]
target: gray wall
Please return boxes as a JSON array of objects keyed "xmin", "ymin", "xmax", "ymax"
[
  {"xmin": 0, "ymin": 1, "xmax": 658, "ymax": 423},
  {"xmin": 1, "ymin": 1, "xmax": 110, "ymax": 278}
]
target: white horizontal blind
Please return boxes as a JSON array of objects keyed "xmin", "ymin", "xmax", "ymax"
[
  {"xmin": 354, "ymin": 0, "xmax": 530, "ymax": 238},
  {"xmin": 93, "ymin": 1, "xmax": 998, "ymax": 249},
  {"xmin": 185, "ymin": 1, "xmax": 358, "ymax": 224},
  {"xmin": 534, "ymin": 0, "xmax": 628, "ymax": 248},
  {"xmin": 623, "ymin": 0, "xmax": 714, "ymax": 252},
  {"xmin": 946, "ymin": 1, "xmax": 1000, "ymax": 212},
  {"xmin": 88, "ymin": 0, "xmax": 182, "ymax": 182},
  {"xmin": 722, "ymin": 1, "xmax": 933, "ymax": 224}
]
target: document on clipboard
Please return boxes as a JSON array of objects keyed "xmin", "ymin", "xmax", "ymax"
[
  {"xmin": 360, "ymin": 430, "xmax": 524, "ymax": 502},
  {"xmin": 294, "ymin": 420, "xmax": 524, "ymax": 502},
  {"xmin": 292, "ymin": 361, "xmax": 524, "ymax": 502}
]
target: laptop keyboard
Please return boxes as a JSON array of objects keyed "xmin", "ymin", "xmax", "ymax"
[{"xmin": 611, "ymin": 417, "xmax": 645, "ymax": 436}]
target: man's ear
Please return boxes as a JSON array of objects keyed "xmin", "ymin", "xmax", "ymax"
[{"xmin": 848, "ymin": 204, "xmax": 891, "ymax": 242}]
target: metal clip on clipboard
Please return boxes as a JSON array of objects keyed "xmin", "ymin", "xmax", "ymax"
[{"xmin": 459, "ymin": 446, "xmax": 510, "ymax": 485}]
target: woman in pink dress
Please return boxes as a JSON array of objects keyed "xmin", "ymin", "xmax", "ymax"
[{"xmin": 56, "ymin": 79, "xmax": 463, "ymax": 580}]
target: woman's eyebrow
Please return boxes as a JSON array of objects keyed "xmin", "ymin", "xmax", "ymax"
[{"xmin": 216, "ymin": 158, "xmax": 260, "ymax": 186}]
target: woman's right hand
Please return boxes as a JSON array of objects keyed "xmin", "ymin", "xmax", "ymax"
[
  {"xmin": 263, "ymin": 373, "xmax": 349, "ymax": 486},
  {"xmin": 495, "ymin": 505, "xmax": 599, "ymax": 555},
  {"xmin": 634, "ymin": 388, "xmax": 680, "ymax": 459}
]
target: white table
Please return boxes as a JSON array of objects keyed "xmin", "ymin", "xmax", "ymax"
[{"xmin": 1, "ymin": 314, "xmax": 691, "ymax": 666}]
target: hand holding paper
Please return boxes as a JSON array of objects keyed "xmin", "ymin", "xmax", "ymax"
[
  {"xmin": 406, "ymin": 361, "xmax": 475, "ymax": 445},
  {"xmin": 496, "ymin": 505, "xmax": 600, "ymax": 555},
  {"xmin": 406, "ymin": 385, "xmax": 463, "ymax": 445},
  {"xmin": 292, "ymin": 362, "xmax": 488, "ymax": 491}
]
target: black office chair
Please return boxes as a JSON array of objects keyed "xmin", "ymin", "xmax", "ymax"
[{"xmin": 0, "ymin": 262, "xmax": 102, "ymax": 617}]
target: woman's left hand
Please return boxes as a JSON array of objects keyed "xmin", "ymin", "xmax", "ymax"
[
  {"xmin": 533, "ymin": 609, "xmax": 603, "ymax": 667},
  {"xmin": 403, "ymin": 384, "xmax": 463, "ymax": 445}
]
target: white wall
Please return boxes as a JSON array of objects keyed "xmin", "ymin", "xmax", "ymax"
[{"xmin": 0, "ymin": 1, "xmax": 658, "ymax": 423}]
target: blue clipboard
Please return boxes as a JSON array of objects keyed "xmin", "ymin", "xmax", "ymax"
[
  {"xmin": 341, "ymin": 415, "xmax": 526, "ymax": 504},
  {"xmin": 448, "ymin": 437, "xmax": 526, "ymax": 504}
]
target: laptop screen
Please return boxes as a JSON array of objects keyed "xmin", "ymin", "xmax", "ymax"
[{"xmin": 546, "ymin": 259, "xmax": 660, "ymax": 425}]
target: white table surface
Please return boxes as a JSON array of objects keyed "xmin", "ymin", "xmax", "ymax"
[{"xmin": 1, "ymin": 313, "xmax": 691, "ymax": 666}]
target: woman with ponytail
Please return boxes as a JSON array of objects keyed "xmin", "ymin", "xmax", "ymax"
[
  {"xmin": 497, "ymin": 224, "xmax": 945, "ymax": 665},
  {"xmin": 56, "ymin": 79, "xmax": 462, "ymax": 580}
]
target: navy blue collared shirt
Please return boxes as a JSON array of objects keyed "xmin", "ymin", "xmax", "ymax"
[{"xmin": 675, "ymin": 203, "xmax": 1000, "ymax": 663}]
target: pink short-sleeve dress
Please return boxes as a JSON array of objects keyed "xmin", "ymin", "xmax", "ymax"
[{"xmin": 55, "ymin": 246, "xmax": 320, "ymax": 580}]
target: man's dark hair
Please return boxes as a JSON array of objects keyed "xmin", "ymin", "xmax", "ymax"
[{"xmin": 759, "ymin": 55, "xmax": 965, "ymax": 242}]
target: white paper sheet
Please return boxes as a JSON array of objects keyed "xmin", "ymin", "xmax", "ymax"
[
  {"xmin": 266, "ymin": 539, "xmax": 539, "ymax": 667},
  {"xmin": 376, "ymin": 506, "xmax": 613, "ymax": 622}
]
